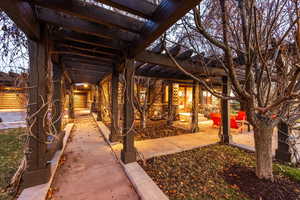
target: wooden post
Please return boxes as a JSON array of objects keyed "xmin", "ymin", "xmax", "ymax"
[
  {"xmin": 191, "ymin": 81, "xmax": 200, "ymax": 132},
  {"xmin": 167, "ymin": 81, "xmax": 173, "ymax": 126},
  {"xmin": 97, "ymin": 84, "xmax": 103, "ymax": 121},
  {"xmin": 52, "ymin": 64, "xmax": 65, "ymax": 150},
  {"xmin": 221, "ymin": 76, "xmax": 232, "ymax": 144},
  {"xmin": 52, "ymin": 64, "xmax": 62, "ymax": 134},
  {"xmin": 121, "ymin": 59, "xmax": 136, "ymax": 164},
  {"xmin": 200, "ymin": 86, "xmax": 204, "ymax": 105},
  {"xmin": 68, "ymin": 85, "xmax": 75, "ymax": 119},
  {"xmin": 22, "ymin": 34, "xmax": 51, "ymax": 188},
  {"xmin": 110, "ymin": 68, "xmax": 119, "ymax": 142},
  {"xmin": 275, "ymin": 122, "xmax": 292, "ymax": 162}
]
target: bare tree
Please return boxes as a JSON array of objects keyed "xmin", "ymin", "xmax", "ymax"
[
  {"xmin": 164, "ymin": 0, "xmax": 300, "ymax": 180},
  {"xmin": 134, "ymin": 77, "xmax": 161, "ymax": 128}
]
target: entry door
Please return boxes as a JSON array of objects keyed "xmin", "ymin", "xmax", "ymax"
[{"xmin": 74, "ymin": 93, "xmax": 88, "ymax": 109}]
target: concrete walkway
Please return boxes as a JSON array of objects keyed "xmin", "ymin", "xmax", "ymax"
[
  {"xmin": 50, "ymin": 112, "xmax": 139, "ymax": 200},
  {"xmin": 97, "ymin": 121, "xmax": 278, "ymax": 160}
]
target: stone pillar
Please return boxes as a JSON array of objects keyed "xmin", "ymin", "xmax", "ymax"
[
  {"xmin": 110, "ymin": 68, "xmax": 119, "ymax": 142},
  {"xmin": 275, "ymin": 122, "xmax": 292, "ymax": 162},
  {"xmin": 22, "ymin": 31, "xmax": 51, "ymax": 188},
  {"xmin": 167, "ymin": 82, "xmax": 173, "ymax": 126},
  {"xmin": 220, "ymin": 76, "xmax": 232, "ymax": 144},
  {"xmin": 191, "ymin": 81, "xmax": 200, "ymax": 132},
  {"xmin": 121, "ymin": 59, "xmax": 137, "ymax": 164}
]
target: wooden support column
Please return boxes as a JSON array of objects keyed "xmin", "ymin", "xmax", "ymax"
[
  {"xmin": 221, "ymin": 76, "xmax": 232, "ymax": 144},
  {"xmin": 121, "ymin": 59, "xmax": 136, "ymax": 164},
  {"xmin": 68, "ymin": 85, "xmax": 75, "ymax": 119},
  {"xmin": 110, "ymin": 68, "xmax": 119, "ymax": 142},
  {"xmin": 22, "ymin": 35, "xmax": 51, "ymax": 188},
  {"xmin": 97, "ymin": 84, "xmax": 103, "ymax": 121},
  {"xmin": 191, "ymin": 81, "xmax": 200, "ymax": 133},
  {"xmin": 167, "ymin": 81, "xmax": 173, "ymax": 126},
  {"xmin": 52, "ymin": 64, "xmax": 65, "ymax": 150},
  {"xmin": 200, "ymin": 86, "xmax": 204, "ymax": 105},
  {"xmin": 52, "ymin": 64, "xmax": 62, "ymax": 134},
  {"xmin": 275, "ymin": 122, "xmax": 292, "ymax": 162}
]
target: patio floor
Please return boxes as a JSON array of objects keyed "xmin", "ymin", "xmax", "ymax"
[
  {"xmin": 107, "ymin": 120, "xmax": 278, "ymax": 160},
  {"xmin": 50, "ymin": 111, "xmax": 139, "ymax": 200}
]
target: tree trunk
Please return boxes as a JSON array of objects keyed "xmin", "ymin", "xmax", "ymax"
[{"xmin": 253, "ymin": 123, "xmax": 274, "ymax": 180}]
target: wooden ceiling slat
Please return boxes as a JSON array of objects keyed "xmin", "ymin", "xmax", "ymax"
[
  {"xmin": 58, "ymin": 41, "xmax": 120, "ymax": 56},
  {"xmin": 37, "ymin": 7, "xmax": 138, "ymax": 41},
  {"xmin": 54, "ymin": 49, "xmax": 116, "ymax": 63},
  {"xmin": 64, "ymin": 63, "xmax": 113, "ymax": 73},
  {"xmin": 55, "ymin": 46, "xmax": 116, "ymax": 60},
  {"xmin": 61, "ymin": 56, "xmax": 112, "ymax": 66},
  {"xmin": 95, "ymin": 0, "xmax": 156, "ymax": 19},
  {"xmin": 0, "ymin": 1, "xmax": 40, "ymax": 40},
  {"xmin": 32, "ymin": 0, "xmax": 144, "ymax": 33},
  {"xmin": 51, "ymin": 30, "xmax": 124, "ymax": 50},
  {"xmin": 130, "ymin": 0, "xmax": 201, "ymax": 56}
]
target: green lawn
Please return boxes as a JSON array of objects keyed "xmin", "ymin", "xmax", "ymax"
[{"xmin": 0, "ymin": 128, "xmax": 24, "ymax": 200}]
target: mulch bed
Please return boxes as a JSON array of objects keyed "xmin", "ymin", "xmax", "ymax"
[
  {"xmin": 104, "ymin": 120, "xmax": 191, "ymax": 141},
  {"xmin": 134, "ymin": 120, "xmax": 190, "ymax": 141},
  {"xmin": 138, "ymin": 144, "xmax": 300, "ymax": 200}
]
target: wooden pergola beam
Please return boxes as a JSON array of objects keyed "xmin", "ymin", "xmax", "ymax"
[
  {"xmin": 54, "ymin": 47, "xmax": 117, "ymax": 62},
  {"xmin": 58, "ymin": 42, "xmax": 120, "ymax": 56},
  {"xmin": 61, "ymin": 56, "xmax": 112, "ymax": 66},
  {"xmin": 68, "ymin": 68, "xmax": 110, "ymax": 74},
  {"xmin": 64, "ymin": 63, "xmax": 113, "ymax": 72},
  {"xmin": 95, "ymin": 0, "xmax": 156, "ymax": 19},
  {"xmin": 136, "ymin": 50, "xmax": 225, "ymax": 75},
  {"xmin": 130, "ymin": 0, "xmax": 201, "ymax": 56},
  {"xmin": 51, "ymin": 30, "xmax": 124, "ymax": 50},
  {"xmin": 37, "ymin": 7, "xmax": 138, "ymax": 41},
  {"xmin": 0, "ymin": 0, "xmax": 40, "ymax": 40},
  {"xmin": 137, "ymin": 45, "xmax": 181, "ymax": 73},
  {"xmin": 32, "ymin": 0, "xmax": 144, "ymax": 33}
]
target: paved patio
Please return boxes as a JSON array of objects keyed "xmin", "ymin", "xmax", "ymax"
[
  {"xmin": 50, "ymin": 111, "xmax": 139, "ymax": 200},
  {"xmin": 96, "ymin": 119, "xmax": 279, "ymax": 160}
]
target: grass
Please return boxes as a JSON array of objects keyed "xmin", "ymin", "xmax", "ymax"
[
  {"xmin": 139, "ymin": 144, "xmax": 300, "ymax": 200},
  {"xmin": 0, "ymin": 128, "xmax": 24, "ymax": 200},
  {"xmin": 275, "ymin": 164, "xmax": 300, "ymax": 183}
]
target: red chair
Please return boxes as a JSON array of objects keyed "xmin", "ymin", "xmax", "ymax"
[
  {"xmin": 236, "ymin": 111, "xmax": 250, "ymax": 132},
  {"xmin": 236, "ymin": 111, "xmax": 246, "ymax": 120},
  {"xmin": 230, "ymin": 118, "xmax": 239, "ymax": 129},
  {"xmin": 210, "ymin": 113, "xmax": 221, "ymax": 127}
]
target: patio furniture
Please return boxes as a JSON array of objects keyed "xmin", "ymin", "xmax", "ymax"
[{"xmin": 235, "ymin": 111, "xmax": 251, "ymax": 133}]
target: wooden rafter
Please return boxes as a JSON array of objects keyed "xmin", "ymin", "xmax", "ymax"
[
  {"xmin": 31, "ymin": 0, "xmax": 144, "ymax": 33},
  {"xmin": 95, "ymin": 0, "xmax": 156, "ymax": 19},
  {"xmin": 136, "ymin": 50, "xmax": 225, "ymax": 75},
  {"xmin": 130, "ymin": 0, "xmax": 201, "ymax": 56},
  {"xmin": 37, "ymin": 7, "xmax": 138, "ymax": 41},
  {"xmin": 51, "ymin": 30, "xmax": 124, "ymax": 50},
  {"xmin": 57, "ymin": 41, "xmax": 120, "ymax": 56}
]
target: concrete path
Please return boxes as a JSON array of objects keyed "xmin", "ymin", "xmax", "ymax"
[
  {"xmin": 0, "ymin": 109, "xmax": 26, "ymax": 130},
  {"xmin": 50, "ymin": 112, "xmax": 139, "ymax": 200},
  {"xmin": 109, "ymin": 121, "xmax": 278, "ymax": 160}
]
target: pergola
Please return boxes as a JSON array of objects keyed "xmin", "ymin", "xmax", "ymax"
[{"xmin": 0, "ymin": 0, "xmax": 240, "ymax": 189}]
